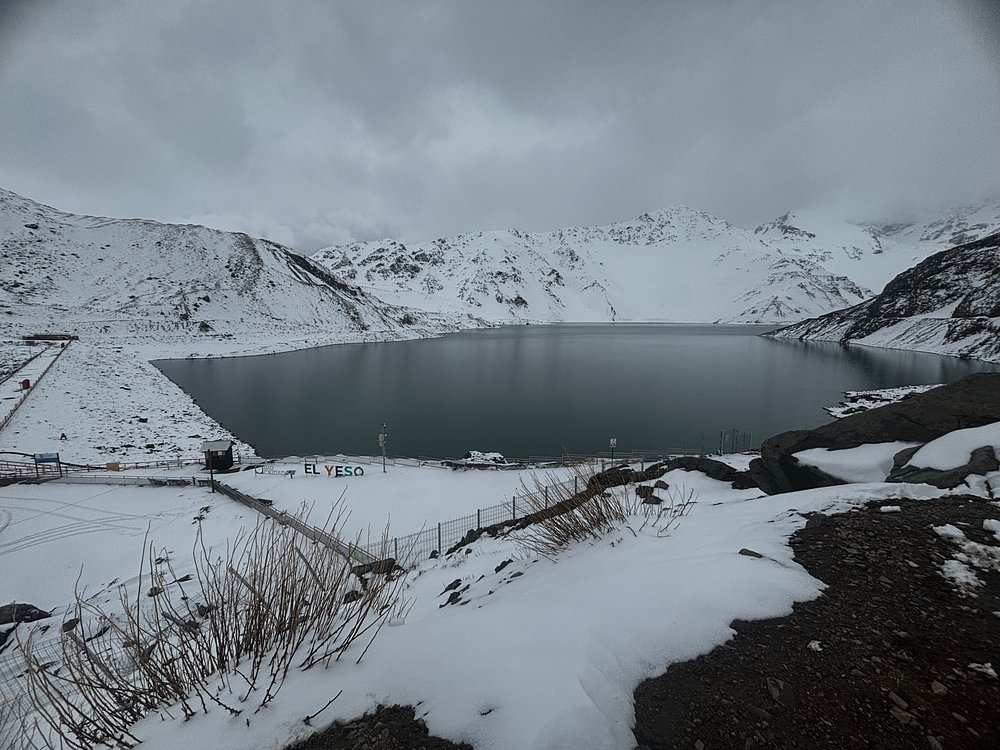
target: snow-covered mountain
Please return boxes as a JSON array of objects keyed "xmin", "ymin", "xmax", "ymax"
[
  {"xmin": 313, "ymin": 208, "xmax": 874, "ymax": 325},
  {"xmin": 754, "ymin": 198, "xmax": 1000, "ymax": 295},
  {"xmin": 0, "ymin": 188, "xmax": 447, "ymax": 341},
  {"xmin": 769, "ymin": 231, "xmax": 1000, "ymax": 362},
  {"xmin": 313, "ymin": 200, "xmax": 1000, "ymax": 325}
]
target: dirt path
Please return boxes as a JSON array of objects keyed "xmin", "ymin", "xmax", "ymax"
[{"xmin": 633, "ymin": 495, "xmax": 1000, "ymax": 749}]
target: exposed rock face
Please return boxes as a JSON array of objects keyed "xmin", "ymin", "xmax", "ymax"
[
  {"xmin": 0, "ymin": 602, "xmax": 50, "ymax": 625},
  {"xmin": 887, "ymin": 445, "xmax": 1000, "ymax": 489},
  {"xmin": 769, "ymin": 232, "xmax": 1000, "ymax": 362},
  {"xmin": 749, "ymin": 372, "xmax": 1000, "ymax": 494}
]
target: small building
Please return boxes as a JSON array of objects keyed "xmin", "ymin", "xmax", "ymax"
[
  {"xmin": 19, "ymin": 379, "xmax": 30, "ymax": 391},
  {"xmin": 201, "ymin": 440, "xmax": 234, "ymax": 472}
]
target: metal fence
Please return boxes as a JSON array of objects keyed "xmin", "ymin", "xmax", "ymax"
[{"xmin": 360, "ymin": 476, "xmax": 581, "ymax": 567}]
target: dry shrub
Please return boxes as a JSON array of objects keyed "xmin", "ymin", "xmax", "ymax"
[
  {"xmin": 15, "ymin": 505, "xmax": 401, "ymax": 750},
  {"xmin": 515, "ymin": 464, "xmax": 696, "ymax": 557}
]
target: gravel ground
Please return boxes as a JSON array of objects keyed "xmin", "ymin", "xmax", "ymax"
[{"xmin": 633, "ymin": 495, "xmax": 1000, "ymax": 750}]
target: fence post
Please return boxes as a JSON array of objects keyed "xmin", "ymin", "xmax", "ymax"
[
  {"xmin": 512, "ymin": 496, "xmax": 516, "ymax": 520},
  {"xmin": 544, "ymin": 486, "xmax": 549, "ymax": 505},
  {"xmin": 437, "ymin": 523, "xmax": 442, "ymax": 554},
  {"xmin": 394, "ymin": 537, "xmax": 398, "ymax": 560},
  {"xmin": 574, "ymin": 476, "xmax": 578, "ymax": 494},
  {"xmin": 477, "ymin": 508, "xmax": 481, "ymax": 529}
]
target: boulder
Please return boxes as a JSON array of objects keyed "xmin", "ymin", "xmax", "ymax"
[
  {"xmin": 749, "ymin": 373, "xmax": 1000, "ymax": 494},
  {"xmin": 887, "ymin": 445, "xmax": 1000, "ymax": 489},
  {"xmin": 0, "ymin": 603, "xmax": 50, "ymax": 625},
  {"xmin": 635, "ymin": 485, "xmax": 657, "ymax": 499}
]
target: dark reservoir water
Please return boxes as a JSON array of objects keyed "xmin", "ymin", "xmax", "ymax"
[{"xmin": 154, "ymin": 325, "xmax": 999, "ymax": 459}]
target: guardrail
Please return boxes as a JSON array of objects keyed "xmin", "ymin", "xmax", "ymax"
[
  {"xmin": 212, "ymin": 482, "xmax": 377, "ymax": 566},
  {"xmin": 0, "ymin": 343, "xmax": 70, "ymax": 433}
]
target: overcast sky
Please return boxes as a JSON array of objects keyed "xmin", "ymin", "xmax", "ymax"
[{"xmin": 1, "ymin": 1, "xmax": 998, "ymax": 251}]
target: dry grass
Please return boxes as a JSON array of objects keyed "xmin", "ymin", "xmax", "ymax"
[
  {"xmin": 515, "ymin": 464, "xmax": 696, "ymax": 557},
  {"xmin": 14, "ymin": 504, "xmax": 402, "ymax": 750}
]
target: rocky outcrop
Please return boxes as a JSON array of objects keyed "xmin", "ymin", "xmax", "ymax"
[
  {"xmin": 770, "ymin": 232, "xmax": 1000, "ymax": 362},
  {"xmin": 887, "ymin": 445, "xmax": 1000, "ymax": 489},
  {"xmin": 749, "ymin": 372, "xmax": 1000, "ymax": 494}
]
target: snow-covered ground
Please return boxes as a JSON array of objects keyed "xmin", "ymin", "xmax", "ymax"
[
  {"xmin": 2, "ymin": 458, "xmax": 969, "ymax": 750},
  {"xmin": 793, "ymin": 441, "xmax": 920, "ymax": 483},
  {"xmin": 905, "ymin": 422, "xmax": 1000, "ymax": 471},
  {"xmin": 824, "ymin": 384, "xmax": 940, "ymax": 418}
]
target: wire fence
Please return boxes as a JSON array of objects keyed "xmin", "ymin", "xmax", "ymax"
[{"xmin": 360, "ymin": 476, "xmax": 581, "ymax": 567}]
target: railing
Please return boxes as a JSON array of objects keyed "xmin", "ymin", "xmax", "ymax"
[
  {"xmin": 0, "ymin": 343, "xmax": 72, "ymax": 434},
  {"xmin": 358, "ymin": 475, "xmax": 584, "ymax": 568},
  {"xmin": 212, "ymin": 482, "xmax": 377, "ymax": 566}
]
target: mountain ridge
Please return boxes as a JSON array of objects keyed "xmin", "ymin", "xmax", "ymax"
[
  {"xmin": 768, "ymin": 231, "xmax": 1000, "ymax": 362},
  {"xmin": 314, "ymin": 199, "xmax": 1000, "ymax": 326}
]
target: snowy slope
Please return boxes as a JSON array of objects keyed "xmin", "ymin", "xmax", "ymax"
[
  {"xmin": 0, "ymin": 188, "xmax": 456, "ymax": 342},
  {"xmin": 314, "ymin": 208, "xmax": 872, "ymax": 325},
  {"xmin": 770, "ymin": 232, "xmax": 1000, "ymax": 362},
  {"xmin": 755, "ymin": 198, "xmax": 1000, "ymax": 294}
]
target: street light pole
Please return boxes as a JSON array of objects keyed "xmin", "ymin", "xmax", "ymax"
[
  {"xmin": 379, "ymin": 422, "xmax": 387, "ymax": 473},
  {"xmin": 609, "ymin": 437, "xmax": 617, "ymax": 463}
]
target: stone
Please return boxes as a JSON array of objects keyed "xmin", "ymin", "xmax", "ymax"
[
  {"xmin": 748, "ymin": 373, "xmax": 1000, "ymax": 494},
  {"xmin": 926, "ymin": 736, "xmax": 943, "ymax": 750},
  {"xmin": 888, "ymin": 691, "xmax": 909, "ymax": 710},
  {"xmin": 342, "ymin": 590, "xmax": 363, "ymax": 604},
  {"xmin": 739, "ymin": 548, "xmax": 764, "ymax": 558},
  {"xmin": 890, "ymin": 706, "xmax": 913, "ymax": 724},
  {"xmin": 0, "ymin": 603, "xmax": 51, "ymax": 625},
  {"xmin": 888, "ymin": 445, "xmax": 1000, "ymax": 489},
  {"xmin": 636, "ymin": 485, "xmax": 656, "ymax": 498},
  {"xmin": 641, "ymin": 495, "xmax": 663, "ymax": 505},
  {"xmin": 654, "ymin": 480, "xmax": 670, "ymax": 490},
  {"xmin": 931, "ymin": 680, "xmax": 948, "ymax": 695}
]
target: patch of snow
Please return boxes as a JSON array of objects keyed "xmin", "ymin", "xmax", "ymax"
[
  {"xmin": 940, "ymin": 559, "xmax": 983, "ymax": 594},
  {"xmin": 792, "ymin": 441, "xmax": 919, "ymax": 483},
  {"xmin": 879, "ymin": 505, "xmax": 902, "ymax": 513},
  {"xmin": 906, "ymin": 421, "xmax": 1000, "ymax": 471}
]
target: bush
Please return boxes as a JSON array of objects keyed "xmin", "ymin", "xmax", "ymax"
[{"xmin": 17, "ymin": 506, "xmax": 401, "ymax": 749}]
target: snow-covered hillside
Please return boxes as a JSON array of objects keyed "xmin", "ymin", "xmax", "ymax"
[
  {"xmin": 0, "ymin": 188, "xmax": 460, "ymax": 344},
  {"xmin": 770, "ymin": 231, "xmax": 1000, "ymax": 362},
  {"xmin": 313, "ymin": 200, "xmax": 1000, "ymax": 326},
  {"xmin": 755, "ymin": 198, "xmax": 1000, "ymax": 294}
]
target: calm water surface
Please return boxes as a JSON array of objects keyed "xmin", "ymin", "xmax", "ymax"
[{"xmin": 155, "ymin": 325, "xmax": 998, "ymax": 458}]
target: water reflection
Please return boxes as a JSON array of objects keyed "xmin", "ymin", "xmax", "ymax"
[{"xmin": 154, "ymin": 325, "xmax": 997, "ymax": 458}]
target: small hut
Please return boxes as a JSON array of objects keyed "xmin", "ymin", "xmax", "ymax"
[{"xmin": 201, "ymin": 440, "xmax": 234, "ymax": 472}]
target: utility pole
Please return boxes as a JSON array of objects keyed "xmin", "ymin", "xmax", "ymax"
[
  {"xmin": 379, "ymin": 422, "xmax": 387, "ymax": 473},
  {"xmin": 609, "ymin": 437, "xmax": 617, "ymax": 462}
]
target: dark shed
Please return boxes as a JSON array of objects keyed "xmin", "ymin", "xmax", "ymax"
[{"xmin": 201, "ymin": 440, "xmax": 234, "ymax": 472}]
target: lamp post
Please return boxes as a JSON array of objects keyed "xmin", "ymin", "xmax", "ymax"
[
  {"xmin": 378, "ymin": 422, "xmax": 387, "ymax": 473},
  {"xmin": 609, "ymin": 437, "xmax": 617, "ymax": 462}
]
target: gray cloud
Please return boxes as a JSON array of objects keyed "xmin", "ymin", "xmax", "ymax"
[{"xmin": 1, "ymin": 0, "xmax": 998, "ymax": 251}]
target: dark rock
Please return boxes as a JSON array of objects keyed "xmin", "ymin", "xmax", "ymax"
[
  {"xmin": 495, "ymin": 559, "xmax": 512, "ymax": 574},
  {"xmin": 636, "ymin": 485, "xmax": 657, "ymax": 498},
  {"xmin": 351, "ymin": 558, "xmax": 398, "ymax": 577},
  {"xmin": 23, "ymin": 223, "xmax": 39, "ymax": 230},
  {"xmin": 749, "ymin": 373, "xmax": 1000, "ymax": 494},
  {"xmin": 641, "ymin": 495, "xmax": 663, "ymax": 505},
  {"xmin": 442, "ymin": 578, "xmax": 462, "ymax": 594},
  {"xmin": 891, "ymin": 445, "xmax": 922, "ymax": 471},
  {"xmin": 739, "ymin": 548, "xmax": 764, "ymax": 558},
  {"xmin": 439, "ymin": 591, "xmax": 461, "ymax": 608},
  {"xmin": 342, "ymin": 590, "xmax": 363, "ymax": 604},
  {"xmin": 888, "ymin": 445, "xmax": 1000, "ymax": 489},
  {"xmin": 654, "ymin": 479, "xmax": 670, "ymax": 490},
  {"xmin": 0, "ymin": 603, "xmax": 51, "ymax": 625},
  {"xmin": 588, "ymin": 464, "xmax": 636, "ymax": 490}
]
